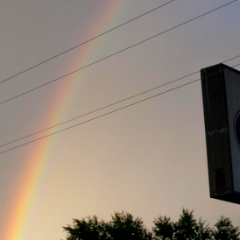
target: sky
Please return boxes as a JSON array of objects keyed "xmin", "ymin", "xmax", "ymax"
[{"xmin": 0, "ymin": 0, "xmax": 240, "ymax": 239}]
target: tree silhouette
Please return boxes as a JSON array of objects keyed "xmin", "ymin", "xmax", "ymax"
[
  {"xmin": 174, "ymin": 209, "xmax": 198, "ymax": 240},
  {"xmin": 195, "ymin": 218, "xmax": 212, "ymax": 240},
  {"xmin": 213, "ymin": 216, "xmax": 240, "ymax": 240},
  {"xmin": 62, "ymin": 209, "xmax": 240, "ymax": 240},
  {"xmin": 63, "ymin": 212, "xmax": 151, "ymax": 240},
  {"xmin": 153, "ymin": 210, "xmax": 213, "ymax": 240},
  {"xmin": 108, "ymin": 212, "xmax": 152, "ymax": 240},
  {"xmin": 153, "ymin": 216, "xmax": 174, "ymax": 239},
  {"xmin": 63, "ymin": 216, "xmax": 110, "ymax": 240}
]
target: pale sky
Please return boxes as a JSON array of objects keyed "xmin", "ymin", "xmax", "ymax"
[{"xmin": 1, "ymin": 0, "xmax": 240, "ymax": 239}]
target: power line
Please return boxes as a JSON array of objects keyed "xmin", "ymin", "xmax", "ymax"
[
  {"xmin": 0, "ymin": 74, "xmax": 198, "ymax": 147},
  {"xmin": 0, "ymin": 79, "xmax": 200, "ymax": 155},
  {"xmin": 0, "ymin": 0, "xmax": 175, "ymax": 85},
  {"xmin": 1, "ymin": 63, "xmax": 240, "ymax": 155},
  {"xmin": 1, "ymin": 55, "xmax": 240, "ymax": 148},
  {"xmin": 0, "ymin": 0, "xmax": 237, "ymax": 106}
]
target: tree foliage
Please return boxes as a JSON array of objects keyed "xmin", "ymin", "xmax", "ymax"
[
  {"xmin": 62, "ymin": 209, "xmax": 240, "ymax": 240},
  {"xmin": 214, "ymin": 216, "xmax": 240, "ymax": 240},
  {"xmin": 63, "ymin": 212, "xmax": 151, "ymax": 240},
  {"xmin": 63, "ymin": 215, "xmax": 110, "ymax": 240},
  {"xmin": 108, "ymin": 212, "xmax": 152, "ymax": 240},
  {"xmin": 153, "ymin": 209, "xmax": 212, "ymax": 240},
  {"xmin": 174, "ymin": 209, "xmax": 198, "ymax": 240},
  {"xmin": 152, "ymin": 216, "xmax": 174, "ymax": 239},
  {"xmin": 195, "ymin": 218, "xmax": 212, "ymax": 240}
]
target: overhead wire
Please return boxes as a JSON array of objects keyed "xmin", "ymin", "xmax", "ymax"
[
  {"xmin": 0, "ymin": 80, "xmax": 200, "ymax": 155},
  {"xmin": 0, "ymin": 0, "xmax": 238, "ymax": 106},
  {"xmin": 1, "ymin": 62, "xmax": 240, "ymax": 155},
  {"xmin": 0, "ymin": 0, "xmax": 175, "ymax": 85},
  {"xmin": 1, "ymin": 55, "xmax": 240, "ymax": 148}
]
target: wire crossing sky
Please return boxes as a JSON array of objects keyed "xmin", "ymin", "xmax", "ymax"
[
  {"xmin": 0, "ymin": 58, "xmax": 240, "ymax": 152},
  {"xmin": 1, "ymin": 0, "xmax": 240, "ymax": 240},
  {"xmin": 0, "ymin": 0, "xmax": 237, "ymax": 106},
  {"xmin": 0, "ymin": 0, "xmax": 175, "ymax": 85}
]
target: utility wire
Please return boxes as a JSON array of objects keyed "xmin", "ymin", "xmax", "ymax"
[
  {"xmin": 0, "ymin": 0, "xmax": 175, "ymax": 85},
  {"xmin": 0, "ymin": 0, "xmax": 237, "ymax": 106},
  {"xmin": 0, "ymin": 80, "xmax": 200, "ymax": 155},
  {"xmin": 0, "ymin": 55, "xmax": 240, "ymax": 148},
  {"xmin": 1, "ymin": 63, "xmax": 240, "ymax": 155}
]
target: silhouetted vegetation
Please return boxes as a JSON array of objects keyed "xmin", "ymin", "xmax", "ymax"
[{"xmin": 62, "ymin": 209, "xmax": 240, "ymax": 240}]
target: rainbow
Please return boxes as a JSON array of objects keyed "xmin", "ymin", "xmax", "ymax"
[{"xmin": 3, "ymin": 0, "xmax": 126, "ymax": 239}]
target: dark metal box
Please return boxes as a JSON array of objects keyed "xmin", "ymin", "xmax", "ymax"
[{"xmin": 201, "ymin": 64, "xmax": 240, "ymax": 204}]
